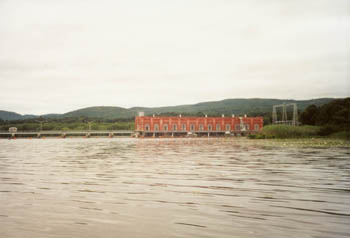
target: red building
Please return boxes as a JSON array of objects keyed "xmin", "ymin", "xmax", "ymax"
[{"xmin": 135, "ymin": 114, "xmax": 263, "ymax": 137}]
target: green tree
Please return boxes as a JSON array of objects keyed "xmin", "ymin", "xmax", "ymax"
[
  {"xmin": 300, "ymin": 105, "xmax": 319, "ymax": 125},
  {"xmin": 317, "ymin": 98, "xmax": 350, "ymax": 125}
]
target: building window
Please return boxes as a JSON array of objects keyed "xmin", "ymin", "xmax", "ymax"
[
  {"xmin": 173, "ymin": 124, "xmax": 177, "ymax": 131},
  {"xmin": 154, "ymin": 124, "xmax": 159, "ymax": 131},
  {"xmin": 254, "ymin": 124, "xmax": 259, "ymax": 131},
  {"xmin": 208, "ymin": 124, "xmax": 212, "ymax": 131},
  {"xmin": 145, "ymin": 124, "xmax": 150, "ymax": 131},
  {"xmin": 190, "ymin": 124, "xmax": 195, "ymax": 131},
  {"xmin": 216, "ymin": 124, "xmax": 221, "ymax": 131},
  {"xmin": 235, "ymin": 124, "xmax": 240, "ymax": 131},
  {"xmin": 199, "ymin": 124, "xmax": 204, "ymax": 131},
  {"xmin": 245, "ymin": 124, "xmax": 250, "ymax": 130},
  {"xmin": 163, "ymin": 124, "xmax": 168, "ymax": 131},
  {"xmin": 225, "ymin": 124, "xmax": 231, "ymax": 131},
  {"xmin": 182, "ymin": 124, "xmax": 186, "ymax": 131}
]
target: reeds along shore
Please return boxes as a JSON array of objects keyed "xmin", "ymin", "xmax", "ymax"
[{"xmin": 249, "ymin": 124, "xmax": 349, "ymax": 140}]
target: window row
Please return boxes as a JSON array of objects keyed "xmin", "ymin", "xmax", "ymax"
[{"xmin": 144, "ymin": 124, "xmax": 260, "ymax": 131}]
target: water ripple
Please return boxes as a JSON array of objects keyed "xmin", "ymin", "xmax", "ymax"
[{"xmin": 0, "ymin": 138, "xmax": 349, "ymax": 238}]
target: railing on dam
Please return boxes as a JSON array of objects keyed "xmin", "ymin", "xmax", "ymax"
[{"xmin": 0, "ymin": 130, "xmax": 134, "ymax": 138}]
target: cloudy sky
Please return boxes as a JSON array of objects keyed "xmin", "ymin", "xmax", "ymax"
[{"xmin": 0, "ymin": 0, "xmax": 348, "ymax": 114}]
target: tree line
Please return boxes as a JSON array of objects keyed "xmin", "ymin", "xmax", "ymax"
[
  {"xmin": 0, "ymin": 98, "xmax": 348, "ymax": 133},
  {"xmin": 0, "ymin": 117, "xmax": 134, "ymax": 131},
  {"xmin": 299, "ymin": 98, "xmax": 349, "ymax": 136}
]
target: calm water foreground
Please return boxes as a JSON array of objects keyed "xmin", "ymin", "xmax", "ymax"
[{"xmin": 0, "ymin": 138, "xmax": 349, "ymax": 238}]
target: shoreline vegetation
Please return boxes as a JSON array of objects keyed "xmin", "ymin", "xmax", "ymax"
[
  {"xmin": 0, "ymin": 119, "xmax": 134, "ymax": 132},
  {"xmin": 248, "ymin": 124, "xmax": 349, "ymax": 140},
  {"xmin": 1, "ymin": 98, "xmax": 348, "ymax": 145},
  {"xmin": 249, "ymin": 98, "xmax": 349, "ymax": 142},
  {"xmin": 247, "ymin": 125, "xmax": 349, "ymax": 147}
]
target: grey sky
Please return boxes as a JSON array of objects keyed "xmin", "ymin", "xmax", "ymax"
[{"xmin": 0, "ymin": 0, "xmax": 349, "ymax": 114}]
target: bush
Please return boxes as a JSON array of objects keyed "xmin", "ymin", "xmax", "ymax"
[
  {"xmin": 248, "ymin": 134, "xmax": 256, "ymax": 139},
  {"xmin": 255, "ymin": 134, "xmax": 266, "ymax": 139},
  {"xmin": 260, "ymin": 125, "xmax": 320, "ymax": 139},
  {"xmin": 319, "ymin": 125, "xmax": 337, "ymax": 136},
  {"xmin": 330, "ymin": 131, "xmax": 350, "ymax": 140},
  {"xmin": 248, "ymin": 134, "xmax": 266, "ymax": 139}
]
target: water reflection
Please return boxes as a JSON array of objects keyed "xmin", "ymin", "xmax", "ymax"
[{"xmin": 0, "ymin": 138, "xmax": 349, "ymax": 238}]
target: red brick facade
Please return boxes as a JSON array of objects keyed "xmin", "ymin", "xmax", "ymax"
[{"xmin": 135, "ymin": 115, "xmax": 263, "ymax": 135}]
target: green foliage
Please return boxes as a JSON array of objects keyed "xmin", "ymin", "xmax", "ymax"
[
  {"xmin": 329, "ymin": 131, "xmax": 350, "ymax": 140},
  {"xmin": 248, "ymin": 134, "xmax": 266, "ymax": 139},
  {"xmin": 0, "ymin": 120, "xmax": 135, "ymax": 132},
  {"xmin": 250, "ymin": 124, "xmax": 349, "ymax": 140},
  {"xmin": 299, "ymin": 98, "xmax": 349, "ymax": 138},
  {"xmin": 255, "ymin": 134, "xmax": 266, "ymax": 139},
  {"xmin": 318, "ymin": 125, "xmax": 338, "ymax": 136},
  {"xmin": 248, "ymin": 134, "xmax": 256, "ymax": 139},
  {"xmin": 300, "ymin": 105, "xmax": 319, "ymax": 125},
  {"xmin": 316, "ymin": 98, "xmax": 350, "ymax": 125},
  {"xmin": 260, "ymin": 125, "xmax": 320, "ymax": 139},
  {"xmin": 300, "ymin": 98, "xmax": 350, "ymax": 127}
]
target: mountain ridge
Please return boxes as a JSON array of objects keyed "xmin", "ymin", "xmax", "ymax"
[{"xmin": 0, "ymin": 97, "xmax": 337, "ymax": 121}]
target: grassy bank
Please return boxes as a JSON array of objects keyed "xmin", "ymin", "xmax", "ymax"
[
  {"xmin": 329, "ymin": 131, "xmax": 350, "ymax": 140},
  {"xmin": 256, "ymin": 125, "xmax": 320, "ymax": 139},
  {"xmin": 249, "ymin": 125, "xmax": 349, "ymax": 140}
]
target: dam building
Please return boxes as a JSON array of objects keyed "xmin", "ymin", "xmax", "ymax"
[{"xmin": 135, "ymin": 113, "xmax": 263, "ymax": 137}]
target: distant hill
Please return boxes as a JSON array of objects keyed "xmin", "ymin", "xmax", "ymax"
[
  {"xmin": 0, "ymin": 110, "xmax": 37, "ymax": 121},
  {"xmin": 130, "ymin": 98, "xmax": 335, "ymax": 116},
  {"xmin": 0, "ymin": 110, "xmax": 23, "ymax": 120},
  {"xmin": 0, "ymin": 98, "xmax": 337, "ymax": 121},
  {"xmin": 62, "ymin": 106, "xmax": 132, "ymax": 119}
]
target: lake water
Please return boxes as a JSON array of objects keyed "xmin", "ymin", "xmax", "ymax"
[{"xmin": 0, "ymin": 138, "xmax": 349, "ymax": 238}]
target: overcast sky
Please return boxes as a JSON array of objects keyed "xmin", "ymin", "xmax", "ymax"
[{"xmin": 0, "ymin": 0, "xmax": 349, "ymax": 114}]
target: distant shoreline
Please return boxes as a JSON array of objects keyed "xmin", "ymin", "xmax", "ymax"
[{"xmin": 2, "ymin": 136, "xmax": 349, "ymax": 148}]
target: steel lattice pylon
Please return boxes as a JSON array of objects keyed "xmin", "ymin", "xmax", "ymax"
[{"xmin": 272, "ymin": 103, "xmax": 298, "ymax": 126}]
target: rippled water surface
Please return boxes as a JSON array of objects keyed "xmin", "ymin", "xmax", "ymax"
[{"xmin": 0, "ymin": 138, "xmax": 349, "ymax": 238}]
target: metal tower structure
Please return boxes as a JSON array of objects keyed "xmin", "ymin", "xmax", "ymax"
[{"xmin": 272, "ymin": 103, "xmax": 298, "ymax": 126}]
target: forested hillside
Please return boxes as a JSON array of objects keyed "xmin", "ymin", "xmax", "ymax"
[{"xmin": 0, "ymin": 98, "xmax": 335, "ymax": 121}]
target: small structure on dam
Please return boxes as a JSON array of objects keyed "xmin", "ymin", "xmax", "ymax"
[
  {"xmin": 8, "ymin": 127, "xmax": 17, "ymax": 133},
  {"xmin": 135, "ymin": 113, "xmax": 263, "ymax": 137}
]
